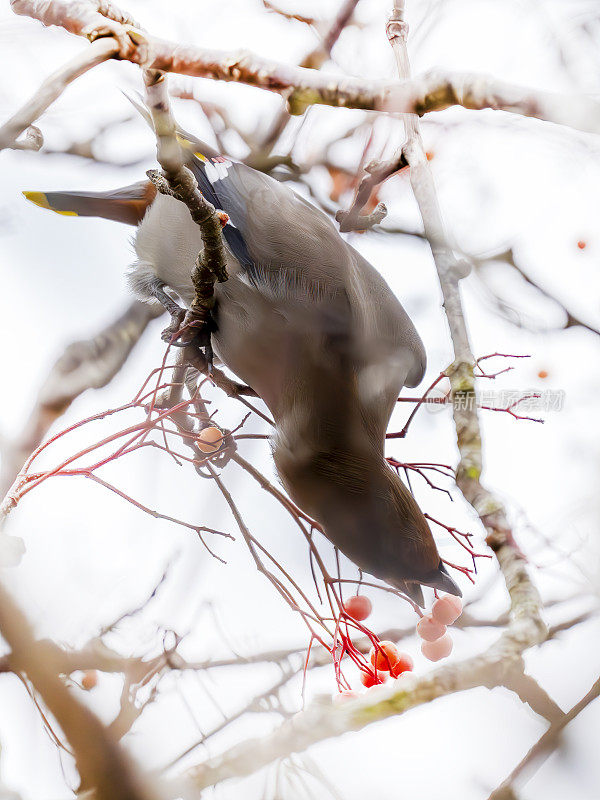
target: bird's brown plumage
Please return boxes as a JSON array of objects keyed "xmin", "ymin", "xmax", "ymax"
[{"xmin": 23, "ymin": 137, "xmax": 461, "ymax": 605}]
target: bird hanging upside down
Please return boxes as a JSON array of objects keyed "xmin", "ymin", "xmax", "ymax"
[{"xmin": 24, "ymin": 127, "xmax": 461, "ymax": 607}]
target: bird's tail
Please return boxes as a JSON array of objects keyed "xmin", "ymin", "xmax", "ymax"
[{"xmin": 22, "ymin": 182, "xmax": 155, "ymax": 226}]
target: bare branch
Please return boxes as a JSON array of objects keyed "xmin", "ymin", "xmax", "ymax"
[
  {"xmin": 9, "ymin": 0, "xmax": 600, "ymax": 133},
  {"xmin": 10, "ymin": 0, "xmax": 139, "ymax": 55},
  {"xmin": 262, "ymin": 1, "xmax": 316, "ymax": 26},
  {"xmin": 488, "ymin": 675, "xmax": 600, "ymax": 800},
  {"xmin": 0, "ymin": 300, "xmax": 162, "ymax": 498},
  {"xmin": 0, "ymin": 580, "xmax": 157, "ymax": 800},
  {"xmin": 0, "ymin": 37, "xmax": 118, "ymax": 150},
  {"xmin": 475, "ymin": 248, "xmax": 600, "ymax": 338},
  {"xmin": 336, "ymin": 201, "xmax": 388, "ymax": 232},
  {"xmin": 302, "ymin": 0, "xmax": 360, "ymax": 70},
  {"xmin": 143, "ymin": 68, "xmax": 229, "ymax": 357},
  {"xmin": 261, "ymin": 0, "xmax": 362, "ymax": 154}
]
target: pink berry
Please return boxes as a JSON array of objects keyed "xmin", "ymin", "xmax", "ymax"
[
  {"xmin": 343, "ymin": 595, "xmax": 372, "ymax": 621},
  {"xmin": 421, "ymin": 633, "xmax": 453, "ymax": 661},
  {"xmin": 432, "ymin": 595, "xmax": 463, "ymax": 625},
  {"xmin": 416, "ymin": 614, "xmax": 447, "ymax": 642}
]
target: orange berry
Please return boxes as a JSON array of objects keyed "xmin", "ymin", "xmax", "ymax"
[
  {"xmin": 369, "ymin": 640, "xmax": 400, "ymax": 671},
  {"xmin": 416, "ymin": 615, "xmax": 447, "ymax": 642},
  {"xmin": 577, "ymin": 240, "xmax": 586, "ymax": 250},
  {"xmin": 81, "ymin": 670, "xmax": 98, "ymax": 691},
  {"xmin": 390, "ymin": 653, "xmax": 413, "ymax": 677},
  {"xmin": 343, "ymin": 595, "xmax": 372, "ymax": 621},
  {"xmin": 361, "ymin": 669, "xmax": 387, "ymax": 688},
  {"xmin": 197, "ymin": 426, "xmax": 223, "ymax": 454},
  {"xmin": 537, "ymin": 369, "xmax": 548, "ymax": 379}
]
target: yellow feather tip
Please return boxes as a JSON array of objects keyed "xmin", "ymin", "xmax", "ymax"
[
  {"xmin": 23, "ymin": 191, "xmax": 49, "ymax": 208},
  {"xmin": 22, "ymin": 191, "xmax": 78, "ymax": 216},
  {"xmin": 174, "ymin": 133, "xmax": 206, "ymax": 161}
]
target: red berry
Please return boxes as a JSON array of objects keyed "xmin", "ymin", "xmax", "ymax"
[
  {"xmin": 390, "ymin": 653, "xmax": 413, "ymax": 677},
  {"xmin": 343, "ymin": 595, "xmax": 372, "ymax": 621},
  {"xmin": 577, "ymin": 240, "xmax": 586, "ymax": 250},
  {"xmin": 361, "ymin": 669, "xmax": 387, "ymax": 688},
  {"xmin": 421, "ymin": 633, "xmax": 453, "ymax": 662},
  {"xmin": 537, "ymin": 369, "xmax": 548, "ymax": 379},
  {"xmin": 369, "ymin": 640, "xmax": 400, "ymax": 671},
  {"xmin": 416, "ymin": 615, "xmax": 447, "ymax": 642},
  {"xmin": 431, "ymin": 595, "xmax": 463, "ymax": 625}
]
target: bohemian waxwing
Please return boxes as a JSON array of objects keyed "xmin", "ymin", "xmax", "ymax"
[{"xmin": 23, "ymin": 125, "xmax": 461, "ymax": 607}]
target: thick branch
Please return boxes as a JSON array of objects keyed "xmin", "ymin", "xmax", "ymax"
[
  {"xmin": 0, "ymin": 37, "xmax": 118, "ymax": 150},
  {"xmin": 144, "ymin": 69, "xmax": 228, "ymax": 292},
  {"xmin": 9, "ymin": 0, "xmax": 600, "ymax": 133},
  {"xmin": 10, "ymin": 0, "xmax": 139, "ymax": 54},
  {"xmin": 0, "ymin": 580, "xmax": 156, "ymax": 800}
]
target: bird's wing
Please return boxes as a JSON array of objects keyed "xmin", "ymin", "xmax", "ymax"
[
  {"xmin": 185, "ymin": 148, "xmax": 349, "ymax": 292},
  {"xmin": 347, "ymin": 245, "xmax": 426, "ymax": 389},
  {"xmin": 186, "ymin": 146, "xmax": 426, "ymax": 389}
]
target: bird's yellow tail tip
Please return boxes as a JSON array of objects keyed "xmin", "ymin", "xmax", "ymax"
[
  {"xmin": 22, "ymin": 191, "xmax": 77, "ymax": 216},
  {"xmin": 23, "ymin": 190, "xmax": 50, "ymax": 209}
]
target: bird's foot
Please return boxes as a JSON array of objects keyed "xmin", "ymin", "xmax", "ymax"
[
  {"xmin": 168, "ymin": 311, "xmax": 216, "ymax": 376},
  {"xmin": 160, "ymin": 306, "xmax": 187, "ymax": 344}
]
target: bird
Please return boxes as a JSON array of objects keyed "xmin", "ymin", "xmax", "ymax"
[{"xmin": 23, "ymin": 125, "xmax": 461, "ymax": 607}]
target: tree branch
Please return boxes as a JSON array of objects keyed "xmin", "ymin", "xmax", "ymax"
[
  {"xmin": 143, "ymin": 67, "xmax": 229, "ymax": 347},
  {"xmin": 0, "ymin": 300, "xmax": 162, "ymax": 499},
  {"xmin": 9, "ymin": 0, "xmax": 600, "ymax": 133},
  {"xmin": 488, "ymin": 675, "xmax": 600, "ymax": 799},
  {"xmin": 0, "ymin": 37, "xmax": 118, "ymax": 150},
  {"xmin": 0, "ymin": 579, "xmax": 157, "ymax": 800}
]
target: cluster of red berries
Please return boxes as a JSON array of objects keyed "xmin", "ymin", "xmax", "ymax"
[
  {"xmin": 362, "ymin": 641, "xmax": 413, "ymax": 687},
  {"xmin": 416, "ymin": 595, "xmax": 462, "ymax": 661},
  {"xmin": 337, "ymin": 595, "xmax": 413, "ymax": 699},
  {"xmin": 334, "ymin": 592, "xmax": 464, "ymax": 701}
]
